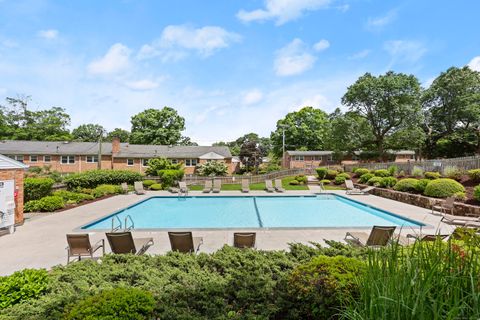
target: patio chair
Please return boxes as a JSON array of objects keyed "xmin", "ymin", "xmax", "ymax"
[
  {"xmin": 274, "ymin": 179, "xmax": 285, "ymax": 192},
  {"xmin": 134, "ymin": 181, "xmax": 145, "ymax": 195},
  {"xmin": 178, "ymin": 181, "xmax": 188, "ymax": 194},
  {"xmin": 203, "ymin": 180, "xmax": 212, "ymax": 193},
  {"xmin": 66, "ymin": 234, "xmax": 105, "ymax": 264},
  {"xmin": 212, "ymin": 179, "xmax": 221, "ymax": 193},
  {"xmin": 106, "ymin": 232, "xmax": 154, "ymax": 255},
  {"xmin": 241, "ymin": 179, "xmax": 250, "ymax": 193},
  {"xmin": 233, "ymin": 232, "xmax": 256, "ymax": 249},
  {"xmin": 121, "ymin": 182, "xmax": 129, "ymax": 194},
  {"xmin": 265, "ymin": 180, "xmax": 275, "ymax": 193},
  {"xmin": 345, "ymin": 180, "xmax": 374, "ymax": 195},
  {"xmin": 168, "ymin": 232, "xmax": 203, "ymax": 253},
  {"xmin": 432, "ymin": 196, "xmax": 455, "ymax": 215},
  {"xmin": 440, "ymin": 213, "xmax": 480, "ymax": 226},
  {"xmin": 345, "ymin": 226, "xmax": 396, "ymax": 247},
  {"xmin": 396, "ymin": 233, "xmax": 449, "ymax": 245}
]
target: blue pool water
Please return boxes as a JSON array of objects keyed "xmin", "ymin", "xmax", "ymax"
[{"xmin": 82, "ymin": 195, "xmax": 424, "ymax": 230}]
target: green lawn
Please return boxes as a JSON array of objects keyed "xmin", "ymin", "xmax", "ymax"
[
  {"xmin": 323, "ymin": 185, "xmax": 345, "ymax": 190},
  {"xmin": 188, "ymin": 176, "xmax": 309, "ymax": 191}
]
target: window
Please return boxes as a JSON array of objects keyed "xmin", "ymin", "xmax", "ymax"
[
  {"xmin": 293, "ymin": 155, "xmax": 304, "ymax": 161},
  {"xmin": 30, "ymin": 155, "xmax": 38, "ymax": 162},
  {"xmin": 142, "ymin": 159, "xmax": 149, "ymax": 167},
  {"xmin": 171, "ymin": 159, "xmax": 178, "ymax": 164},
  {"xmin": 127, "ymin": 158, "xmax": 134, "ymax": 166},
  {"xmin": 10, "ymin": 155, "xmax": 24, "ymax": 162},
  {"xmin": 61, "ymin": 155, "xmax": 75, "ymax": 164},
  {"xmin": 312, "ymin": 156, "xmax": 321, "ymax": 161},
  {"xmin": 86, "ymin": 155, "xmax": 98, "ymax": 163},
  {"xmin": 185, "ymin": 159, "xmax": 198, "ymax": 167},
  {"xmin": 44, "ymin": 155, "xmax": 51, "ymax": 162}
]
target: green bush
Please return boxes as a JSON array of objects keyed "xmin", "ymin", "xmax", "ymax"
[
  {"xmin": 326, "ymin": 170, "xmax": 338, "ymax": 180},
  {"xmin": 353, "ymin": 168, "xmax": 369, "ymax": 177},
  {"xmin": 64, "ymin": 170, "xmax": 143, "ymax": 190},
  {"xmin": 289, "ymin": 179, "xmax": 299, "ymax": 185},
  {"xmin": 423, "ymin": 178, "xmax": 466, "ymax": 198},
  {"xmin": 424, "ymin": 171, "xmax": 441, "ymax": 179},
  {"xmin": 394, "ymin": 178, "xmax": 419, "ymax": 192},
  {"xmin": 415, "ymin": 179, "xmax": 431, "ymax": 193},
  {"xmin": 412, "ymin": 166, "xmax": 424, "ymax": 178},
  {"xmin": 316, "ymin": 167, "xmax": 328, "ymax": 179},
  {"xmin": 0, "ymin": 269, "xmax": 49, "ymax": 309},
  {"xmin": 335, "ymin": 176, "xmax": 347, "ymax": 185},
  {"xmin": 149, "ymin": 183, "xmax": 162, "ymax": 190},
  {"xmin": 359, "ymin": 173, "xmax": 374, "ymax": 184},
  {"xmin": 443, "ymin": 166, "xmax": 463, "ymax": 181},
  {"xmin": 24, "ymin": 196, "xmax": 65, "ymax": 212},
  {"xmin": 387, "ymin": 165, "xmax": 399, "ymax": 177},
  {"xmin": 294, "ymin": 175, "xmax": 308, "ymax": 184},
  {"xmin": 468, "ymin": 169, "xmax": 480, "ymax": 182},
  {"xmin": 374, "ymin": 169, "xmax": 390, "ymax": 177},
  {"xmin": 65, "ymin": 287, "xmax": 155, "ymax": 320},
  {"xmin": 142, "ymin": 180, "xmax": 156, "ymax": 188},
  {"xmin": 380, "ymin": 177, "xmax": 397, "ymax": 188},
  {"xmin": 474, "ymin": 185, "xmax": 480, "ymax": 201},
  {"xmin": 157, "ymin": 169, "xmax": 184, "ymax": 188},
  {"xmin": 367, "ymin": 176, "xmax": 383, "ymax": 186},
  {"xmin": 24, "ymin": 177, "xmax": 54, "ymax": 202},
  {"xmin": 265, "ymin": 163, "xmax": 281, "ymax": 173},
  {"xmin": 92, "ymin": 184, "xmax": 122, "ymax": 198},
  {"xmin": 287, "ymin": 255, "xmax": 365, "ymax": 319},
  {"xmin": 144, "ymin": 157, "xmax": 181, "ymax": 176},
  {"xmin": 337, "ymin": 172, "xmax": 351, "ymax": 179},
  {"xmin": 196, "ymin": 161, "xmax": 228, "ymax": 176},
  {"xmin": 52, "ymin": 190, "xmax": 94, "ymax": 203},
  {"xmin": 320, "ymin": 179, "xmax": 331, "ymax": 184},
  {"xmin": 24, "ymin": 200, "xmax": 41, "ymax": 212}
]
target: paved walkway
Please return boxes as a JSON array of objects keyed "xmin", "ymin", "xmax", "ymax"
[{"xmin": 0, "ymin": 188, "xmax": 452, "ymax": 275}]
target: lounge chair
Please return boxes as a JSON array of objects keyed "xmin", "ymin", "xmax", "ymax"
[
  {"xmin": 203, "ymin": 180, "xmax": 212, "ymax": 193},
  {"xmin": 121, "ymin": 182, "xmax": 128, "ymax": 194},
  {"xmin": 134, "ymin": 181, "xmax": 145, "ymax": 195},
  {"xmin": 106, "ymin": 232, "xmax": 154, "ymax": 255},
  {"xmin": 168, "ymin": 232, "xmax": 203, "ymax": 253},
  {"xmin": 274, "ymin": 179, "xmax": 285, "ymax": 192},
  {"xmin": 396, "ymin": 233, "xmax": 449, "ymax": 245},
  {"xmin": 345, "ymin": 226, "xmax": 396, "ymax": 247},
  {"xmin": 66, "ymin": 234, "xmax": 105, "ymax": 264},
  {"xmin": 432, "ymin": 196, "xmax": 455, "ymax": 215},
  {"xmin": 441, "ymin": 213, "xmax": 480, "ymax": 226},
  {"xmin": 234, "ymin": 232, "xmax": 256, "ymax": 248},
  {"xmin": 345, "ymin": 180, "xmax": 374, "ymax": 195},
  {"xmin": 178, "ymin": 181, "xmax": 188, "ymax": 194},
  {"xmin": 241, "ymin": 179, "xmax": 250, "ymax": 193},
  {"xmin": 212, "ymin": 179, "xmax": 221, "ymax": 193},
  {"xmin": 265, "ymin": 180, "xmax": 275, "ymax": 192}
]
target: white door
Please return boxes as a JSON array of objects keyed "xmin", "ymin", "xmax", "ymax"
[{"xmin": 0, "ymin": 180, "xmax": 15, "ymax": 233}]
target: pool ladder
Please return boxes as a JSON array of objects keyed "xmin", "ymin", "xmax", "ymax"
[{"xmin": 111, "ymin": 214, "xmax": 135, "ymax": 232}]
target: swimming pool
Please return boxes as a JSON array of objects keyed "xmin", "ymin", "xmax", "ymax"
[{"xmin": 81, "ymin": 195, "xmax": 424, "ymax": 230}]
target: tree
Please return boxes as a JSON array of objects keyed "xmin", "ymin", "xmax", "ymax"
[
  {"xmin": 270, "ymin": 107, "xmax": 330, "ymax": 157},
  {"xmin": 178, "ymin": 136, "xmax": 198, "ymax": 146},
  {"xmin": 130, "ymin": 107, "xmax": 185, "ymax": 145},
  {"xmin": 213, "ymin": 133, "xmax": 271, "ymax": 156},
  {"xmin": 106, "ymin": 128, "xmax": 130, "ymax": 142},
  {"xmin": 72, "ymin": 124, "xmax": 105, "ymax": 142},
  {"xmin": 239, "ymin": 140, "xmax": 266, "ymax": 173},
  {"xmin": 145, "ymin": 157, "xmax": 182, "ymax": 176},
  {"xmin": 342, "ymin": 71, "xmax": 422, "ymax": 156}
]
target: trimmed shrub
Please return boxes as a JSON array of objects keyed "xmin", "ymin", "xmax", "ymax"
[
  {"xmin": 0, "ymin": 269, "xmax": 49, "ymax": 309},
  {"xmin": 415, "ymin": 179, "xmax": 431, "ymax": 193},
  {"xmin": 142, "ymin": 180, "xmax": 156, "ymax": 188},
  {"xmin": 289, "ymin": 179, "xmax": 299, "ymax": 185},
  {"xmin": 326, "ymin": 170, "xmax": 338, "ymax": 180},
  {"xmin": 65, "ymin": 287, "xmax": 155, "ymax": 320},
  {"xmin": 367, "ymin": 177, "xmax": 383, "ymax": 186},
  {"xmin": 24, "ymin": 200, "xmax": 42, "ymax": 213},
  {"xmin": 359, "ymin": 173, "xmax": 374, "ymax": 184},
  {"xmin": 443, "ymin": 166, "xmax": 463, "ymax": 181},
  {"xmin": 467, "ymin": 169, "xmax": 480, "ymax": 182},
  {"xmin": 144, "ymin": 157, "xmax": 181, "ymax": 176},
  {"xmin": 316, "ymin": 167, "xmax": 328, "ymax": 179},
  {"xmin": 473, "ymin": 185, "xmax": 480, "ymax": 201},
  {"xmin": 337, "ymin": 172, "xmax": 351, "ymax": 179},
  {"xmin": 64, "ymin": 170, "xmax": 143, "ymax": 190},
  {"xmin": 157, "ymin": 169, "xmax": 185, "ymax": 188},
  {"xmin": 424, "ymin": 178, "xmax": 466, "ymax": 198},
  {"xmin": 92, "ymin": 184, "xmax": 122, "ymax": 198},
  {"xmin": 24, "ymin": 177, "xmax": 54, "ymax": 202},
  {"xmin": 424, "ymin": 171, "xmax": 441, "ymax": 180},
  {"xmin": 294, "ymin": 175, "xmax": 308, "ymax": 184},
  {"xmin": 196, "ymin": 161, "xmax": 228, "ymax": 176},
  {"xmin": 353, "ymin": 168, "xmax": 370, "ymax": 177},
  {"xmin": 412, "ymin": 166, "xmax": 424, "ymax": 178},
  {"xmin": 24, "ymin": 196, "xmax": 64, "ymax": 212},
  {"xmin": 334, "ymin": 176, "xmax": 347, "ymax": 185},
  {"xmin": 287, "ymin": 255, "xmax": 365, "ymax": 319},
  {"xmin": 380, "ymin": 177, "xmax": 397, "ymax": 188},
  {"xmin": 149, "ymin": 183, "xmax": 162, "ymax": 190},
  {"xmin": 387, "ymin": 165, "xmax": 399, "ymax": 177},
  {"xmin": 320, "ymin": 179, "xmax": 331, "ymax": 185},
  {"xmin": 52, "ymin": 190, "xmax": 94, "ymax": 203},
  {"xmin": 394, "ymin": 178, "xmax": 419, "ymax": 192},
  {"xmin": 374, "ymin": 169, "xmax": 391, "ymax": 177}
]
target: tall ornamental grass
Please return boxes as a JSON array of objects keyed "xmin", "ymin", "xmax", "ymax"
[{"xmin": 342, "ymin": 236, "xmax": 480, "ymax": 319}]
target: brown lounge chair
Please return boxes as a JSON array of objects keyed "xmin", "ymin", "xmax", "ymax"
[
  {"xmin": 441, "ymin": 213, "xmax": 480, "ymax": 226},
  {"xmin": 234, "ymin": 232, "xmax": 256, "ymax": 248},
  {"xmin": 168, "ymin": 232, "xmax": 203, "ymax": 253},
  {"xmin": 106, "ymin": 232, "xmax": 154, "ymax": 255},
  {"xmin": 265, "ymin": 180, "xmax": 275, "ymax": 192},
  {"xmin": 212, "ymin": 179, "xmax": 221, "ymax": 193},
  {"xmin": 66, "ymin": 234, "xmax": 105, "ymax": 264},
  {"xmin": 241, "ymin": 179, "xmax": 250, "ymax": 193},
  {"xmin": 203, "ymin": 180, "xmax": 212, "ymax": 193},
  {"xmin": 134, "ymin": 181, "xmax": 145, "ymax": 195},
  {"xmin": 345, "ymin": 226, "xmax": 396, "ymax": 247},
  {"xmin": 345, "ymin": 180, "xmax": 374, "ymax": 195},
  {"xmin": 432, "ymin": 196, "xmax": 455, "ymax": 215},
  {"xmin": 396, "ymin": 233, "xmax": 449, "ymax": 245},
  {"xmin": 274, "ymin": 179, "xmax": 285, "ymax": 192}
]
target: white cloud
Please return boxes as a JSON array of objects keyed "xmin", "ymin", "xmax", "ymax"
[
  {"xmin": 124, "ymin": 79, "xmax": 160, "ymax": 91},
  {"xmin": 468, "ymin": 56, "xmax": 480, "ymax": 72},
  {"xmin": 138, "ymin": 25, "xmax": 241, "ymax": 61},
  {"xmin": 384, "ymin": 40, "xmax": 426, "ymax": 64},
  {"xmin": 367, "ymin": 9, "xmax": 397, "ymax": 29},
  {"xmin": 243, "ymin": 89, "xmax": 263, "ymax": 105},
  {"xmin": 313, "ymin": 39, "xmax": 330, "ymax": 52},
  {"xmin": 274, "ymin": 38, "xmax": 316, "ymax": 76},
  {"xmin": 348, "ymin": 49, "xmax": 371, "ymax": 60},
  {"xmin": 87, "ymin": 43, "xmax": 131, "ymax": 75},
  {"xmin": 237, "ymin": 0, "xmax": 332, "ymax": 25},
  {"xmin": 37, "ymin": 29, "xmax": 59, "ymax": 40}
]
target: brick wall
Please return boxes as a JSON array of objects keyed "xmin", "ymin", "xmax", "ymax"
[{"xmin": 0, "ymin": 168, "xmax": 24, "ymax": 224}]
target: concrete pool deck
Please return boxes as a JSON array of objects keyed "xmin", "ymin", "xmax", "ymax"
[{"xmin": 0, "ymin": 187, "xmax": 454, "ymax": 275}]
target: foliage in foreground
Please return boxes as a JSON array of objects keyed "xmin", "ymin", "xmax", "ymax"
[
  {"xmin": 64, "ymin": 170, "xmax": 143, "ymax": 190},
  {"xmin": 0, "ymin": 269, "xmax": 49, "ymax": 309}
]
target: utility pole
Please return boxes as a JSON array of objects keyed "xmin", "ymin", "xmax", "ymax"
[
  {"xmin": 280, "ymin": 125, "xmax": 287, "ymax": 168},
  {"xmin": 97, "ymin": 129, "xmax": 103, "ymax": 170}
]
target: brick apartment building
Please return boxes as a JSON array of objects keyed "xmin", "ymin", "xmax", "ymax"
[
  {"xmin": 0, "ymin": 154, "xmax": 28, "ymax": 225},
  {"xmin": 0, "ymin": 139, "xmax": 235, "ymax": 175}
]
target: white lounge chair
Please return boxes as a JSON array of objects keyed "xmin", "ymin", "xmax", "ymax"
[
  {"xmin": 441, "ymin": 213, "xmax": 480, "ymax": 226},
  {"xmin": 202, "ymin": 180, "xmax": 212, "ymax": 193},
  {"xmin": 345, "ymin": 180, "xmax": 374, "ymax": 195},
  {"xmin": 241, "ymin": 179, "xmax": 250, "ymax": 193},
  {"xmin": 134, "ymin": 181, "xmax": 145, "ymax": 195},
  {"xmin": 178, "ymin": 181, "xmax": 188, "ymax": 193},
  {"xmin": 212, "ymin": 179, "xmax": 221, "ymax": 193},
  {"xmin": 274, "ymin": 179, "xmax": 285, "ymax": 192},
  {"xmin": 265, "ymin": 180, "xmax": 275, "ymax": 193}
]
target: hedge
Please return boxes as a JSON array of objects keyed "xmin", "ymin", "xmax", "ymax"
[
  {"xmin": 149, "ymin": 183, "xmax": 162, "ymax": 190},
  {"xmin": 367, "ymin": 177, "xmax": 383, "ymax": 186},
  {"xmin": 424, "ymin": 172, "xmax": 441, "ymax": 180},
  {"xmin": 0, "ymin": 269, "xmax": 49, "ymax": 309},
  {"xmin": 64, "ymin": 170, "xmax": 143, "ymax": 190},
  {"xmin": 157, "ymin": 169, "xmax": 184, "ymax": 189},
  {"xmin": 380, "ymin": 177, "xmax": 397, "ymax": 188},
  {"xmin": 423, "ymin": 178, "xmax": 465, "ymax": 198},
  {"xmin": 374, "ymin": 169, "xmax": 390, "ymax": 177},
  {"xmin": 24, "ymin": 177, "xmax": 54, "ymax": 202},
  {"xmin": 52, "ymin": 190, "xmax": 94, "ymax": 203},
  {"xmin": 359, "ymin": 173, "xmax": 374, "ymax": 184},
  {"xmin": 393, "ymin": 178, "xmax": 419, "ymax": 192},
  {"xmin": 24, "ymin": 196, "xmax": 65, "ymax": 212},
  {"xmin": 474, "ymin": 185, "xmax": 480, "ymax": 201},
  {"xmin": 353, "ymin": 168, "xmax": 369, "ymax": 177},
  {"xmin": 335, "ymin": 176, "xmax": 347, "ymax": 185},
  {"xmin": 414, "ymin": 179, "xmax": 431, "ymax": 193},
  {"xmin": 316, "ymin": 167, "xmax": 328, "ymax": 179},
  {"xmin": 468, "ymin": 169, "xmax": 480, "ymax": 182}
]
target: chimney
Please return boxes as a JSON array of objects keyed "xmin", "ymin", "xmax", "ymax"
[{"xmin": 112, "ymin": 137, "xmax": 120, "ymax": 154}]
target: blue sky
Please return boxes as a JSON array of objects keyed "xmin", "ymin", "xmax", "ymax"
[{"xmin": 0, "ymin": 0, "xmax": 479, "ymax": 145}]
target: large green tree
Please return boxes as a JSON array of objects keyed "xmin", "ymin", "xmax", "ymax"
[
  {"xmin": 270, "ymin": 106, "xmax": 330, "ymax": 157},
  {"xmin": 342, "ymin": 71, "xmax": 422, "ymax": 156},
  {"xmin": 213, "ymin": 133, "xmax": 271, "ymax": 156},
  {"xmin": 72, "ymin": 123, "xmax": 105, "ymax": 142},
  {"xmin": 106, "ymin": 128, "xmax": 130, "ymax": 142},
  {"xmin": 129, "ymin": 107, "xmax": 186, "ymax": 145}
]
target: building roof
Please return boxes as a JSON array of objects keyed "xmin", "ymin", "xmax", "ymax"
[
  {"xmin": 0, "ymin": 140, "xmax": 232, "ymax": 159},
  {"xmin": 0, "ymin": 154, "xmax": 29, "ymax": 170},
  {"xmin": 286, "ymin": 150, "xmax": 333, "ymax": 156}
]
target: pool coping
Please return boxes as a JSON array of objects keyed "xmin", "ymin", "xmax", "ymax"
[{"xmin": 76, "ymin": 193, "xmax": 429, "ymax": 232}]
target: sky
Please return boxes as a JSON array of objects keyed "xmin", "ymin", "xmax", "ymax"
[{"xmin": 0, "ymin": 0, "xmax": 479, "ymax": 145}]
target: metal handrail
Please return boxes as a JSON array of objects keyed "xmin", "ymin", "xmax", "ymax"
[
  {"xmin": 111, "ymin": 215, "xmax": 122, "ymax": 232},
  {"xmin": 124, "ymin": 215, "xmax": 134, "ymax": 231}
]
